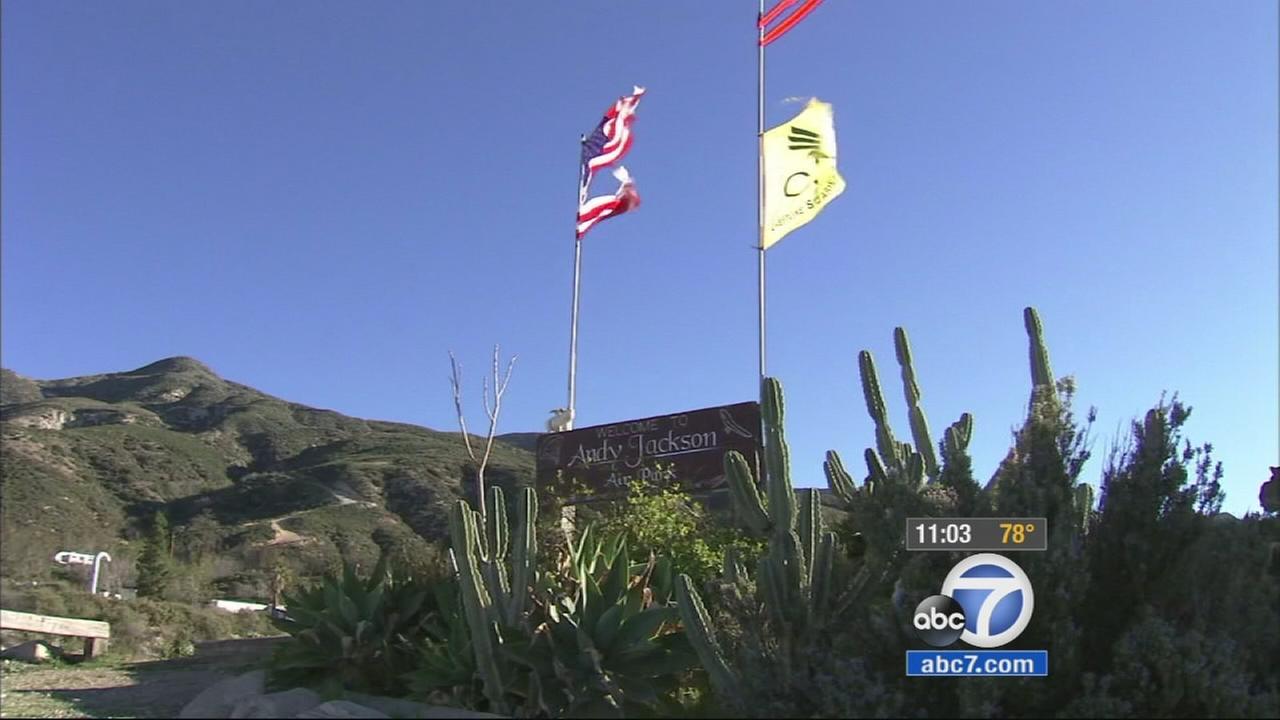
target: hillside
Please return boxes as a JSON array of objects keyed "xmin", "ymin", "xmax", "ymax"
[{"xmin": 0, "ymin": 357, "xmax": 535, "ymax": 596}]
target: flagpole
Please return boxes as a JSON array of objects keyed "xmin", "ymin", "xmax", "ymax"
[
  {"xmin": 568, "ymin": 137, "xmax": 586, "ymax": 429},
  {"xmin": 757, "ymin": 0, "xmax": 767, "ymax": 398}
]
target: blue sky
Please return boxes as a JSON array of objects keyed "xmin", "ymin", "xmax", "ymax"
[{"xmin": 3, "ymin": 1, "xmax": 1276, "ymax": 515}]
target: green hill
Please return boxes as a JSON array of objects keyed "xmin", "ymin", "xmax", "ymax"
[{"xmin": 0, "ymin": 357, "xmax": 535, "ymax": 598}]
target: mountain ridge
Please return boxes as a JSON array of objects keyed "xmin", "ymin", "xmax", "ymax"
[{"xmin": 0, "ymin": 356, "xmax": 538, "ymax": 596}]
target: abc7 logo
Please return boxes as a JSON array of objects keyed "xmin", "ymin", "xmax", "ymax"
[{"xmin": 914, "ymin": 553, "xmax": 1035, "ymax": 648}]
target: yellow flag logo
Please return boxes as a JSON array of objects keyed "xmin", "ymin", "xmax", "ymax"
[{"xmin": 762, "ymin": 98, "xmax": 846, "ymax": 249}]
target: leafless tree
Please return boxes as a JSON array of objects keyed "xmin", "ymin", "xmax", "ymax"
[{"xmin": 449, "ymin": 345, "xmax": 517, "ymax": 518}]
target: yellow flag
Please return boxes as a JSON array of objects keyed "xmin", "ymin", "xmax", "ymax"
[{"xmin": 762, "ymin": 98, "xmax": 846, "ymax": 249}]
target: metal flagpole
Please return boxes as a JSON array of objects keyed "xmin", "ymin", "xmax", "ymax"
[
  {"xmin": 757, "ymin": 0, "xmax": 768, "ymax": 399},
  {"xmin": 567, "ymin": 137, "xmax": 587, "ymax": 429}
]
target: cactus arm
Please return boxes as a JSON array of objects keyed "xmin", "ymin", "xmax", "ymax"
[
  {"xmin": 726, "ymin": 451, "xmax": 771, "ymax": 534},
  {"xmin": 1073, "ymin": 483, "xmax": 1094, "ymax": 533},
  {"xmin": 944, "ymin": 413, "xmax": 974, "ymax": 457},
  {"xmin": 865, "ymin": 448, "xmax": 889, "ymax": 490},
  {"xmin": 762, "ymin": 378, "xmax": 796, "ymax": 531},
  {"xmin": 506, "ymin": 487, "xmax": 537, "ymax": 625},
  {"xmin": 859, "ymin": 351, "xmax": 899, "ymax": 466},
  {"xmin": 487, "ymin": 486, "xmax": 508, "ymax": 562},
  {"xmin": 824, "ymin": 450, "xmax": 857, "ymax": 506},
  {"xmin": 448, "ymin": 502, "xmax": 508, "ymax": 714},
  {"xmin": 1024, "ymin": 307, "xmax": 1054, "ymax": 389},
  {"xmin": 778, "ymin": 528, "xmax": 809, "ymax": 623},
  {"xmin": 674, "ymin": 574, "xmax": 740, "ymax": 700},
  {"xmin": 810, "ymin": 532, "xmax": 835, "ymax": 621},
  {"xmin": 756, "ymin": 554, "xmax": 789, "ymax": 629},
  {"xmin": 797, "ymin": 490, "xmax": 821, "ymax": 582},
  {"xmin": 904, "ymin": 452, "xmax": 925, "ymax": 488},
  {"xmin": 908, "ymin": 406, "xmax": 938, "ymax": 481},
  {"xmin": 895, "ymin": 328, "xmax": 940, "ymax": 481}
]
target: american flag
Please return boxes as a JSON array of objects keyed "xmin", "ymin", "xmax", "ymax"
[
  {"xmin": 580, "ymin": 86, "xmax": 645, "ymax": 188},
  {"xmin": 759, "ymin": 0, "xmax": 824, "ymax": 47},
  {"xmin": 577, "ymin": 86, "xmax": 645, "ymax": 238},
  {"xmin": 577, "ymin": 167, "xmax": 640, "ymax": 239}
]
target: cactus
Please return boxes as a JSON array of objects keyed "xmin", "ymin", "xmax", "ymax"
[
  {"xmin": 944, "ymin": 413, "xmax": 974, "ymax": 458},
  {"xmin": 675, "ymin": 574, "xmax": 738, "ymax": 699},
  {"xmin": 680, "ymin": 377, "xmax": 845, "ymax": 703},
  {"xmin": 447, "ymin": 499, "xmax": 510, "ymax": 713},
  {"xmin": 895, "ymin": 327, "xmax": 940, "ymax": 481},
  {"xmin": 1025, "ymin": 306, "xmax": 1054, "ymax": 390},
  {"xmin": 446, "ymin": 485, "xmax": 538, "ymax": 714},
  {"xmin": 448, "ymin": 486, "xmax": 693, "ymax": 716},
  {"xmin": 858, "ymin": 350, "xmax": 901, "ymax": 468},
  {"xmin": 857, "ymin": 349, "xmax": 929, "ymax": 490},
  {"xmin": 824, "ymin": 449, "xmax": 857, "ymax": 507},
  {"xmin": 1073, "ymin": 482, "xmax": 1095, "ymax": 532}
]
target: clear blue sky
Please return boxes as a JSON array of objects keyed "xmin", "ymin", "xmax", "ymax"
[{"xmin": 3, "ymin": 1, "xmax": 1276, "ymax": 515}]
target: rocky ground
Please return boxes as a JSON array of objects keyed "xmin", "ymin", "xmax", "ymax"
[{"xmin": 0, "ymin": 637, "xmax": 286, "ymax": 719}]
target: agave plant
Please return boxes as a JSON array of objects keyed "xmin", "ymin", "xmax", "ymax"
[
  {"xmin": 268, "ymin": 555, "xmax": 432, "ymax": 697},
  {"xmin": 510, "ymin": 524, "xmax": 696, "ymax": 718},
  {"xmin": 408, "ymin": 573, "xmax": 487, "ymax": 708}
]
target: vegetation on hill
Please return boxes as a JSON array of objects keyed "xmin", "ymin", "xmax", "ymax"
[{"xmin": 0, "ymin": 357, "xmax": 534, "ymax": 602}]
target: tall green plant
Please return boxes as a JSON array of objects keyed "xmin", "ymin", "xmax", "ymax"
[
  {"xmin": 678, "ymin": 378, "xmax": 862, "ymax": 704},
  {"xmin": 136, "ymin": 511, "xmax": 174, "ymax": 599},
  {"xmin": 445, "ymin": 486, "xmax": 533, "ymax": 714}
]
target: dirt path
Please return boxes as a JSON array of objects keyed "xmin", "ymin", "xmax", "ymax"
[
  {"xmin": 0, "ymin": 637, "xmax": 286, "ymax": 719},
  {"xmin": 265, "ymin": 518, "xmax": 306, "ymax": 546},
  {"xmin": 257, "ymin": 482, "xmax": 377, "ymax": 547}
]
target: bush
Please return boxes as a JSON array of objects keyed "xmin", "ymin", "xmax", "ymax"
[
  {"xmin": 594, "ymin": 477, "xmax": 764, "ymax": 588},
  {"xmin": 0, "ymin": 578, "xmax": 278, "ymax": 660},
  {"xmin": 674, "ymin": 309, "xmax": 1280, "ymax": 719}
]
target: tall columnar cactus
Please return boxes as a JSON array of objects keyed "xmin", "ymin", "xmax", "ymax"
[
  {"xmin": 851, "ymin": 327, "xmax": 978, "ymax": 492},
  {"xmin": 858, "ymin": 350, "xmax": 903, "ymax": 468},
  {"xmin": 858, "ymin": 349, "xmax": 925, "ymax": 489},
  {"xmin": 894, "ymin": 327, "xmax": 940, "ymax": 482},
  {"xmin": 447, "ymin": 485, "xmax": 537, "ymax": 714},
  {"xmin": 1025, "ymin": 306, "xmax": 1054, "ymax": 390},
  {"xmin": 679, "ymin": 377, "xmax": 842, "ymax": 701}
]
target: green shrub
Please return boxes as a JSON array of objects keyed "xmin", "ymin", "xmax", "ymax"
[{"xmin": 595, "ymin": 477, "xmax": 763, "ymax": 589}]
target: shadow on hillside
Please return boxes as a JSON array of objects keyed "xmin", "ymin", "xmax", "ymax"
[
  {"xmin": 165, "ymin": 474, "xmax": 335, "ymax": 526},
  {"xmin": 10, "ymin": 637, "xmax": 287, "ymax": 720}
]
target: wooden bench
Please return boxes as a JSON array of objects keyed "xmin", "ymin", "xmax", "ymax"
[{"xmin": 0, "ymin": 608, "xmax": 111, "ymax": 658}]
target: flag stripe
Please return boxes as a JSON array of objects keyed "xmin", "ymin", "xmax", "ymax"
[
  {"xmin": 760, "ymin": 0, "xmax": 823, "ymax": 46},
  {"xmin": 577, "ymin": 168, "xmax": 640, "ymax": 239},
  {"xmin": 759, "ymin": 0, "xmax": 799, "ymax": 29}
]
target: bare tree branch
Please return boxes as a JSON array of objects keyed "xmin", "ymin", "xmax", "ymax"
[
  {"xmin": 479, "ymin": 345, "xmax": 518, "ymax": 480},
  {"xmin": 448, "ymin": 345, "xmax": 517, "ymax": 520},
  {"xmin": 449, "ymin": 352, "xmax": 478, "ymax": 464}
]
